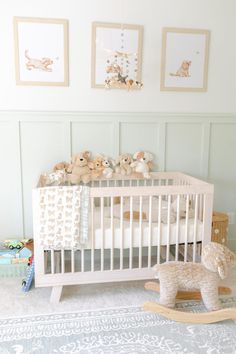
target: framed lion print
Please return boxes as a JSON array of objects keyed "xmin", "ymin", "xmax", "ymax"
[
  {"xmin": 160, "ymin": 28, "xmax": 210, "ymax": 92},
  {"xmin": 14, "ymin": 17, "xmax": 69, "ymax": 86}
]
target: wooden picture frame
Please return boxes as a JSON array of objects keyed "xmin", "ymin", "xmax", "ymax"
[
  {"xmin": 91, "ymin": 22, "xmax": 143, "ymax": 89},
  {"xmin": 160, "ymin": 28, "xmax": 210, "ymax": 92},
  {"xmin": 14, "ymin": 17, "xmax": 69, "ymax": 86}
]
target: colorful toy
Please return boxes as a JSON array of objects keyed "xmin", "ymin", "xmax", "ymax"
[
  {"xmin": 144, "ymin": 242, "xmax": 236, "ymax": 323},
  {"xmin": 22, "ymin": 257, "xmax": 35, "ymax": 292},
  {"xmin": 131, "ymin": 151, "xmax": 154, "ymax": 179},
  {"xmin": 22, "ymin": 239, "xmax": 34, "ymax": 292},
  {"xmin": 4, "ymin": 239, "xmax": 24, "ymax": 250}
]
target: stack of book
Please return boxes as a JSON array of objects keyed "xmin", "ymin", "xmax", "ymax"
[{"xmin": 0, "ymin": 239, "xmax": 32, "ymax": 277}]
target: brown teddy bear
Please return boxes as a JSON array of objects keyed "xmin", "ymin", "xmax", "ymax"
[
  {"xmin": 67, "ymin": 151, "xmax": 91, "ymax": 184},
  {"xmin": 88, "ymin": 155, "xmax": 104, "ymax": 179},
  {"xmin": 53, "ymin": 161, "xmax": 70, "ymax": 172},
  {"xmin": 115, "ymin": 153, "xmax": 133, "ymax": 176}
]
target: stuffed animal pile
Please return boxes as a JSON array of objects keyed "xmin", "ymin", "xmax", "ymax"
[{"xmin": 43, "ymin": 150, "xmax": 155, "ymax": 186}]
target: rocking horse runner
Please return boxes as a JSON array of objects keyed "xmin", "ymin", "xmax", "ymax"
[{"xmin": 144, "ymin": 242, "xmax": 236, "ymax": 323}]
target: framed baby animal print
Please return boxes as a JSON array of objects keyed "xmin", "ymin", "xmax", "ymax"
[
  {"xmin": 160, "ymin": 28, "xmax": 210, "ymax": 92},
  {"xmin": 14, "ymin": 17, "xmax": 69, "ymax": 86},
  {"xmin": 91, "ymin": 22, "xmax": 143, "ymax": 89}
]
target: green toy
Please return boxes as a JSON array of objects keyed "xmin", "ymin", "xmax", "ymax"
[{"xmin": 4, "ymin": 239, "xmax": 24, "ymax": 250}]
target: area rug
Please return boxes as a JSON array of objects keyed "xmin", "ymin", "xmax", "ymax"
[{"xmin": 0, "ymin": 298, "xmax": 236, "ymax": 354}]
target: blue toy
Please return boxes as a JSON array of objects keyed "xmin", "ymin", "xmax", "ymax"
[{"xmin": 22, "ymin": 258, "xmax": 35, "ymax": 292}]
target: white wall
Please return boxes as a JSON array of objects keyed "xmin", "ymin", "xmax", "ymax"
[{"xmin": 0, "ymin": 0, "xmax": 236, "ymax": 112}]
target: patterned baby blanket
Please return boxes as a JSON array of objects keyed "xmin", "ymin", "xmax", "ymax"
[{"xmin": 38, "ymin": 185, "xmax": 90, "ymax": 249}]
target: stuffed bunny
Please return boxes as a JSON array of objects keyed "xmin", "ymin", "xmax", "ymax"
[{"xmin": 153, "ymin": 242, "xmax": 236, "ymax": 311}]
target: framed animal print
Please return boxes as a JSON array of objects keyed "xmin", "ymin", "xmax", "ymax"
[
  {"xmin": 160, "ymin": 28, "xmax": 210, "ymax": 92},
  {"xmin": 14, "ymin": 17, "xmax": 69, "ymax": 86},
  {"xmin": 91, "ymin": 22, "xmax": 143, "ymax": 89}
]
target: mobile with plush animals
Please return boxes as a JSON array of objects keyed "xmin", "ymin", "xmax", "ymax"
[{"xmin": 104, "ymin": 27, "xmax": 143, "ymax": 90}]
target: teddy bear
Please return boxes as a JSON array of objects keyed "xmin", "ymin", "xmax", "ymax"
[
  {"xmin": 100, "ymin": 155, "xmax": 115, "ymax": 179},
  {"xmin": 152, "ymin": 242, "xmax": 236, "ymax": 311},
  {"xmin": 88, "ymin": 155, "xmax": 104, "ymax": 179},
  {"xmin": 131, "ymin": 151, "xmax": 154, "ymax": 179},
  {"xmin": 161, "ymin": 197, "xmax": 195, "ymax": 224},
  {"xmin": 115, "ymin": 153, "xmax": 133, "ymax": 176},
  {"xmin": 53, "ymin": 161, "xmax": 70, "ymax": 173},
  {"xmin": 67, "ymin": 151, "xmax": 91, "ymax": 184}
]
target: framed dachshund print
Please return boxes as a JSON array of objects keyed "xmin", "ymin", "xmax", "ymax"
[
  {"xmin": 160, "ymin": 28, "xmax": 210, "ymax": 92},
  {"xmin": 14, "ymin": 17, "xmax": 69, "ymax": 86},
  {"xmin": 91, "ymin": 22, "xmax": 143, "ymax": 89}
]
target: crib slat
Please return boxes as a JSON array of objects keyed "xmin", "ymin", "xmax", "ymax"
[
  {"xmin": 139, "ymin": 196, "xmax": 143, "ymax": 268},
  {"xmin": 148, "ymin": 196, "xmax": 152, "ymax": 268},
  {"xmin": 91, "ymin": 197, "xmax": 95, "ymax": 272},
  {"xmin": 129, "ymin": 196, "xmax": 133, "ymax": 269},
  {"xmin": 175, "ymin": 195, "xmax": 180, "ymax": 261},
  {"xmin": 101, "ymin": 197, "xmax": 104, "ymax": 271},
  {"xmin": 184, "ymin": 195, "xmax": 190, "ymax": 262},
  {"xmin": 71, "ymin": 250, "xmax": 75, "ymax": 273},
  {"xmin": 110, "ymin": 197, "xmax": 114, "ymax": 271},
  {"xmin": 51, "ymin": 250, "xmax": 55, "ymax": 274},
  {"xmin": 120, "ymin": 196, "xmax": 124, "ymax": 270},
  {"xmin": 193, "ymin": 194, "xmax": 199, "ymax": 262},
  {"xmin": 157, "ymin": 196, "xmax": 162, "ymax": 264},
  {"xmin": 61, "ymin": 250, "xmax": 65, "ymax": 274},
  {"xmin": 81, "ymin": 249, "xmax": 84, "ymax": 272},
  {"xmin": 166, "ymin": 195, "xmax": 171, "ymax": 262}
]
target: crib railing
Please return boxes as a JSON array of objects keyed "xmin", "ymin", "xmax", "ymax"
[{"xmin": 33, "ymin": 172, "xmax": 214, "ymax": 301}]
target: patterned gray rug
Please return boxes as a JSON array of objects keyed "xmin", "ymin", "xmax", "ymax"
[{"xmin": 0, "ymin": 298, "xmax": 236, "ymax": 354}]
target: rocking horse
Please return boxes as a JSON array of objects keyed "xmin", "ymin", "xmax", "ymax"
[{"xmin": 144, "ymin": 242, "xmax": 236, "ymax": 323}]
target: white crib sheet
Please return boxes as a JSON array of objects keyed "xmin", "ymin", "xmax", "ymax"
[{"xmin": 85, "ymin": 206, "xmax": 203, "ymax": 249}]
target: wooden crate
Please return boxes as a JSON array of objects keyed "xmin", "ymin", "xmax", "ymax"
[{"xmin": 211, "ymin": 211, "xmax": 228, "ymax": 245}]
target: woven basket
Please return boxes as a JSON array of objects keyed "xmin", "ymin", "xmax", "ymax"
[{"xmin": 211, "ymin": 211, "xmax": 229, "ymax": 245}]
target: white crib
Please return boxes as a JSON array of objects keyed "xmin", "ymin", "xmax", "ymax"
[{"xmin": 33, "ymin": 172, "xmax": 214, "ymax": 302}]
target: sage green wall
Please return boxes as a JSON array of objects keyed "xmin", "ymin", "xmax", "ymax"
[{"xmin": 0, "ymin": 112, "xmax": 235, "ymax": 249}]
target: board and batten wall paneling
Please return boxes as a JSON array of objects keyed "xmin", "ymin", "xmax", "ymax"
[
  {"xmin": 208, "ymin": 123, "xmax": 236, "ymax": 249},
  {"xmin": 0, "ymin": 122, "xmax": 23, "ymax": 237},
  {"xmin": 0, "ymin": 112, "xmax": 236, "ymax": 249},
  {"xmin": 120, "ymin": 122, "xmax": 160, "ymax": 169},
  {"xmin": 71, "ymin": 122, "xmax": 114, "ymax": 157},
  {"xmin": 165, "ymin": 123, "xmax": 203, "ymax": 177},
  {"xmin": 20, "ymin": 121, "xmax": 67, "ymax": 235}
]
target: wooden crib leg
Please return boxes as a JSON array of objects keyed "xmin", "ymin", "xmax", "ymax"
[{"xmin": 50, "ymin": 285, "xmax": 63, "ymax": 303}]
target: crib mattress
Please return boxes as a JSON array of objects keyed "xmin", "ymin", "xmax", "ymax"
[{"xmin": 85, "ymin": 207, "xmax": 203, "ymax": 249}]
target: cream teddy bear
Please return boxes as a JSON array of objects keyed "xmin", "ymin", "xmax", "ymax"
[
  {"xmin": 88, "ymin": 155, "xmax": 104, "ymax": 179},
  {"xmin": 115, "ymin": 153, "xmax": 133, "ymax": 176},
  {"xmin": 153, "ymin": 242, "xmax": 236, "ymax": 311},
  {"xmin": 131, "ymin": 151, "xmax": 154, "ymax": 179},
  {"xmin": 67, "ymin": 151, "xmax": 91, "ymax": 184},
  {"xmin": 161, "ymin": 197, "xmax": 195, "ymax": 224}
]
